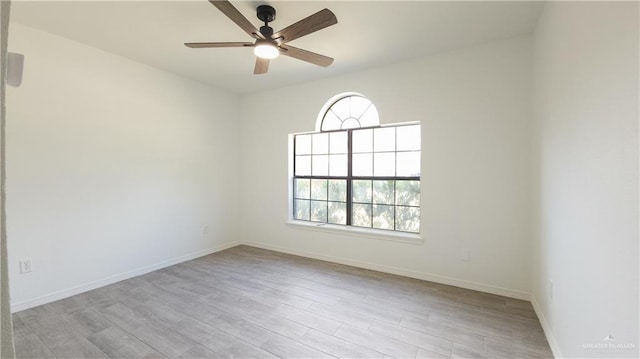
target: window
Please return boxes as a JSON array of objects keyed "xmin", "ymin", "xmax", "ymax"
[{"xmin": 292, "ymin": 94, "xmax": 421, "ymax": 234}]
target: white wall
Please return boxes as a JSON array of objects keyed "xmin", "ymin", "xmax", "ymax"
[
  {"xmin": 531, "ymin": 2, "xmax": 639, "ymax": 358},
  {"xmin": 239, "ymin": 36, "xmax": 533, "ymax": 298},
  {"xmin": 6, "ymin": 23, "xmax": 241, "ymax": 310}
]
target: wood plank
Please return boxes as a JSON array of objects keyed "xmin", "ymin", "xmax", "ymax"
[
  {"xmin": 299, "ymin": 329, "xmax": 385, "ymax": 358},
  {"xmin": 369, "ymin": 320, "xmax": 453, "ymax": 356},
  {"xmin": 259, "ymin": 334, "xmax": 333, "ymax": 358},
  {"xmin": 276, "ymin": 304, "xmax": 342, "ymax": 335},
  {"xmin": 96, "ymin": 303, "xmax": 196, "ymax": 357},
  {"xmin": 334, "ymin": 325, "xmax": 419, "ymax": 358},
  {"xmin": 307, "ymin": 301, "xmax": 375, "ymax": 329},
  {"xmin": 87, "ymin": 326, "xmax": 165, "ymax": 359}
]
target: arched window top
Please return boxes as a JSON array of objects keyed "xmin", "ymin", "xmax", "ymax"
[{"xmin": 316, "ymin": 93, "xmax": 379, "ymax": 132}]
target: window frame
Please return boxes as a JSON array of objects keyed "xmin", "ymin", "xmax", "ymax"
[{"xmin": 289, "ymin": 121, "xmax": 422, "ymax": 238}]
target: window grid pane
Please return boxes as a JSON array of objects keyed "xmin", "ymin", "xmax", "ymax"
[
  {"xmin": 373, "ymin": 180, "xmax": 394, "ymax": 205},
  {"xmin": 374, "ymin": 127, "xmax": 395, "ymax": 152},
  {"xmin": 328, "ymin": 201, "xmax": 347, "ymax": 225},
  {"xmin": 396, "ymin": 151, "xmax": 421, "ymax": 177},
  {"xmin": 373, "ymin": 204, "xmax": 394, "ymax": 230},
  {"xmin": 310, "ymin": 200, "xmax": 328, "ymax": 222},
  {"xmin": 374, "ymin": 153, "xmax": 395, "ymax": 177},
  {"xmin": 295, "ymin": 134, "xmax": 312, "ymax": 155},
  {"xmin": 396, "ymin": 206, "xmax": 420, "ymax": 233},
  {"xmin": 329, "ymin": 132, "xmax": 348, "ymax": 154},
  {"xmin": 396, "ymin": 125, "xmax": 420, "ymax": 151},
  {"xmin": 328, "ymin": 180, "xmax": 347, "ymax": 202},
  {"xmin": 294, "ymin": 199, "xmax": 310, "ymax": 221},
  {"xmin": 329, "ymin": 154, "xmax": 348, "ymax": 176},
  {"xmin": 311, "ymin": 179, "xmax": 328, "ymax": 200},
  {"xmin": 312, "ymin": 155, "xmax": 329, "ymax": 176},
  {"xmin": 352, "ymin": 180, "xmax": 372, "ymax": 203},
  {"xmin": 352, "ymin": 153, "xmax": 373, "ymax": 176},
  {"xmin": 312, "ymin": 133, "xmax": 329, "ymax": 154},
  {"xmin": 295, "ymin": 155, "xmax": 311, "ymax": 176},
  {"xmin": 352, "ymin": 203, "xmax": 372, "ymax": 228},
  {"xmin": 294, "ymin": 178, "xmax": 311, "ymax": 199},
  {"xmin": 352, "ymin": 129, "xmax": 373, "ymax": 153}
]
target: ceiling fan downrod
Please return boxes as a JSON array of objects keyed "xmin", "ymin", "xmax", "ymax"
[{"xmin": 256, "ymin": 5, "xmax": 276, "ymax": 37}]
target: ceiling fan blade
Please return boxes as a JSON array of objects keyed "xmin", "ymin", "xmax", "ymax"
[
  {"xmin": 254, "ymin": 57, "xmax": 270, "ymax": 74},
  {"xmin": 185, "ymin": 42, "xmax": 253, "ymax": 48},
  {"xmin": 208, "ymin": 0, "xmax": 263, "ymax": 39},
  {"xmin": 273, "ymin": 8, "xmax": 337, "ymax": 44},
  {"xmin": 280, "ymin": 45, "xmax": 334, "ymax": 67}
]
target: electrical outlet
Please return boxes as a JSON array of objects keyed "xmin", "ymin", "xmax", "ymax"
[
  {"xmin": 19, "ymin": 259, "xmax": 32, "ymax": 274},
  {"xmin": 548, "ymin": 280, "xmax": 554, "ymax": 300}
]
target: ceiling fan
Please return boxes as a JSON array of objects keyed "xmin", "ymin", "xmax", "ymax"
[{"xmin": 185, "ymin": 0, "xmax": 338, "ymax": 75}]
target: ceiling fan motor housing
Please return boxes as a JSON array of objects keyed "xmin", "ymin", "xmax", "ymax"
[{"xmin": 257, "ymin": 5, "xmax": 276, "ymax": 23}]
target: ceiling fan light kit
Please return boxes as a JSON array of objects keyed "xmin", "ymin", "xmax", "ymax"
[
  {"xmin": 254, "ymin": 40, "xmax": 279, "ymax": 59},
  {"xmin": 185, "ymin": 0, "xmax": 337, "ymax": 75}
]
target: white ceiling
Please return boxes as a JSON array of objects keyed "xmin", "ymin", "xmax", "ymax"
[{"xmin": 10, "ymin": 1, "xmax": 543, "ymax": 94}]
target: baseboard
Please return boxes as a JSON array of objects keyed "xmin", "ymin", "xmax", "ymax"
[
  {"xmin": 531, "ymin": 296, "xmax": 562, "ymax": 358},
  {"xmin": 10, "ymin": 241, "xmax": 240, "ymax": 313},
  {"xmin": 11, "ymin": 239, "xmax": 533, "ymax": 311},
  {"xmin": 241, "ymin": 241, "xmax": 531, "ymax": 301}
]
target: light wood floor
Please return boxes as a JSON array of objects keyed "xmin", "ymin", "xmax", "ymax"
[{"xmin": 13, "ymin": 245, "xmax": 553, "ymax": 358}]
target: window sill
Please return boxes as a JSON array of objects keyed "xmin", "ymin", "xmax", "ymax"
[{"xmin": 285, "ymin": 220, "xmax": 423, "ymax": 245}]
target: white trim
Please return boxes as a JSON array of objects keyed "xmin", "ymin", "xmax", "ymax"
[
  {"xmin": 287, "ymin": 133, "xmax": 295, "ymax": 219},
  {"xmin": 531, "ymin": 296, "xmax": 562, "ymax": 358},
  {"xmin": 286, "ymin": 220, "xmax": 423, "ymax": 244},
  {"xmin": 242, "ymin": 241, "xmax": 531, "ymax": 301},
  {"xmin": 10, "ymin": 241, "xmax": 240, "ymax": 313}
]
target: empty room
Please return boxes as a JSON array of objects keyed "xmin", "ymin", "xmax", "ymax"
[{"xmin": 0, "ymin": 0, "xmax": 638, "ymax": 358}]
